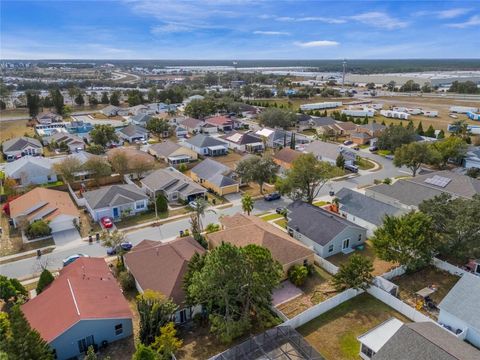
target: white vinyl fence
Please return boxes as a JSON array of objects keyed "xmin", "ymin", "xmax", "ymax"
[
  {"xmin": 67, "ymin": 183, "xmax": 86, "ymax": 206},
  {"xmin": 284, "ymin": 288, "xmax": 362, "ymax": 329},
  {"xmin": 367, "ymin": 286, "xmax": 433, "ymax": 323},
  {"xmin": 381, "ymin": 266, "xmax": 406, "ymax": 280},
  {"xmin": 314, "ymin": 255, "xmax": 339, "ymax": 275},
  {"xmin": 432, "ymin": 258, "xmax": 469, "ymax": 277}
]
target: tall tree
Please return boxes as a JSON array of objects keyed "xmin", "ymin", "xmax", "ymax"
[
  {"xmin": 377, "ymin": 124, "xmax": 415, "ymax": 152},
  {"xmin": 109, "ymin": 151, "xmax": 129, "ymax": 177},
  {"xmin": 109, "ymin": 91, "xmax": 120, "ymax": 106},
  {"xmin": 184, "ymin": 99, "xmax": 216, "ymax": 119},
  {"xmin": 424, "ymin": 125, "xmax": 436, "ymax": 138},
  {"xmin": 258, "ymin": 108, "xmax": 296, "ymax": 129},
  {"xmin": 90, "ymin": 124, "xmax": 118, "ymax": 147},
  {"xmin": 332, "ymin": 254, "xmax": 374, "ymax": 291},
  {"xmin": 84, "ymin": 157, "xmax": 112, "ymax": 186},
  {"xmin": 393, "ymin": 142, "xmax": 439, "ymax": 176},
  {"xmin": 419, "ymin": 194, "xmax": 480, "ymax": 261},
  {"xmin": 101, "ymin": 92, "xmax": 109, "ymax": 104},
  {"xmin": 36, "ymin": 269, "xmax": 54, "ymax": 294},
  {"xmin": 146, "ymin": 118, "xmax": 171, "ymax": 138},
  {"xmin": 336, "ymin": 153, "xmax": 345, "ymax": 169},
  {"xmin": 147, "ymin": 86, "xmax": 158, "ymax": 102},
  {"xmin": 416, "ymin": 122, "xmax": 424, "ymax": 136},
  {"xmin": 49, "ymin": 89, "xmax": 64, "ymax": 115},
  {"xmin": 137, "ymin": 290, "xmax": 178, "ymax": 346},
  {"xmin": 372, "ymin": 212, "xmax": 438, "ymax": 272},
  {"xmin": 235, "ymin": 156, "xmax": 278, "ymax": 194},
  {"xmin": 151, "ymin": 322, "xmax": 183, "ymax": 360},
  {"xmin": 74, "ymin": 92, "xmax": 85, "ymax": 106},
  {"xmin": 276, "ymin": 153, "xmax": 336, "ymax": 203},
  {"xmin": 100, "ymin": 230, "xmax": 126, "ymax": 263},
  {"xmin": 432, "ymin": 136, "xmax": 468, "ymax": 168},
  {"xmin": 26, "ymin": 91, "xmax": 41, "ymax": 118},
  {"xmin": 241, "ymin": 194, "xmax": 254, "ymax": 215},
  {"xmin": 53, "ymin": 156, "xmax": 82, "ymax": 183}
]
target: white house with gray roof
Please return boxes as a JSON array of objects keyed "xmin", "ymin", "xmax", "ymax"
[
  {"xmin": 130, "ymin": 113, "xmax": 152, "ymax": 126},
  {"xmin": 117, "ymin": 124, "xmax": 149, "ymax": 143},
  {"xmin": 83, "ymin": 184, "xmax": 148, "ymax": 221},
  {"xmin": 141, "ymin": 167, "xmax": 206, "ymax": 203},
  {"xmin": 183, "ymin": 134, "xmax": 228, "ymax": 156},
  {"xmin": 4, "ymin": 156, "xmax": 57, "ymax": 186},
  {"xmin": 438, "ymin": 273, "xmax": 480, "ymax": 348},
  {"xmin": 2, "ymin": 136, "xmax": 43, "ymax": 161},
  {"xmin": 303, "ymin": 140, "xmax": 356, "ymax": 165},
  {"xmin": 286, "ymin": 201, "xmax": 367, "ymax": 258},
  {"xmin": 336, "ymin": 188, "xmax": 406, "ymax": 236}
]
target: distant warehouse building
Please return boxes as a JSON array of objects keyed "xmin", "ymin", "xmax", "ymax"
[
  {"xmin": 341, "ymin": 109, "xmax": 376, "ymax": 117},
  {"xmin": 300, "ymin": 102, "xmax": 342, "ymax": 111},
  {"xmin": 380, "ymin": 110, "xmax": 410, "ymax": 120},
  {"xmin": 449, "ymin": 106, "xmax": 479, "ymax": 114}
]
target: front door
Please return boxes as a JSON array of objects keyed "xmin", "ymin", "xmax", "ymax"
[
  {"xmin": 342, "ymin": 238, "xmax": 350, "ymax": 250},
  {"xmin": 78, "ymin": 335, "xmax": 94, "ymax": 353},
  {"xmin": 113, "ymin": 207, "xmax": 119, "ymax": 218}
]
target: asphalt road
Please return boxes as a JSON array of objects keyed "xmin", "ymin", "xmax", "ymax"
[{"xmin": 0, "ymin": 153, "xmax": 407, "ymax": 280}]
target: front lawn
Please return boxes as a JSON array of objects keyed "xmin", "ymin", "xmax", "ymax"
[
  {"xmin": 356, "ymin": 157, "xmax": 375, "ymax": 170},
  {"xmin": 260, "ymin": 213, "xmax": 284, "ymax": 221},
  {"xmin": 277, "ymin": 266, "xmax": 336, "ymax": 318},
  {"xmin": 377, "ymin": 149, "xmax": 392, "ymax": 157},
  {"xmin": 298, "ymin": 293, "xmax": 410, "ymax": 360},
  {"xmin": 274, "ymin": 218, "xmax": 287, "ymax": 228},
  {"xmin": 328, "ymin": 240, "xmax": 398, "ymax": 276},
  {"xmin": 313, "ymin": 200, "xmax": 329, "ymax": 207}
]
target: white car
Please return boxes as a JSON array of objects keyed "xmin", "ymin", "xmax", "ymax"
[{"xmin": 62, "ymin": 254, "xmax": 90, "ymax": 267}]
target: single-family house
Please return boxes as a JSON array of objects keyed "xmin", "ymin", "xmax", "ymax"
[
  {"xmin": 128, "ymin": 105, "xmax": 150, "ymax": 116},
  {"xmin": 130, "ymin": 113, "xmax": 152, "ymax": 126},
  {"xmin": 43, "ymin": 133, "xmax": 86, "ymax": 152},
  {"xmin": 350, "ymin": 131, "xmax": 373, "ymax": 145},
  {"xmin": 190, "ymin": 158, "xmax": 239, "ymax": 195},
  {"xmin": 273, "ymin": 148, "xmax": 302, "ymax": 171},
  {"xmin": 183, "ymin": 94, "xmax": 204, "ymax": 105},
  {"xmin": 35, "ymin": 111, "xmax": 63, "ymax": 125},
  {"xmin": 4, "ymin": 156, "xmax": 57, "ymax": 186},
  {"xmin": 178, "ymin": 117, "xmax": 203, "ymax": 134},
  {"xmin": 255, "ymin": 128, "xmax": 310, "ymax": 149},
  {"xmin": 286, "ymin": 201, "xmax": 367, "ymax": 258},
  {"xmin": 175, "ymin": 125, "xmax": 188, "ymax": 138},
  {"xmin": 9, "ymin": 187, "xmax": 80, "ymax": 234},
  {"xmin": 184, "ymin": 134, "xmax": 228, "ymax": 156},
  {"xmin": 100, "ymin": 105, "xmax": 121, "ymax": 117},
  {"xmin": 117, "ymin": 124, "xmax": 149, "ymax": 143},
  {"xmin": 106, "ymin": 147, "xmax": 155, "ymax": 174},
  {"xmin": 207, "ymin": 213, "xmax": 314, "ymax": 276},
  {"xmin": 83, "ymin": 184, "xmax": 149, "ymax": 221},
  {"xmin": 205, "ymin": 115, "xmax": 234, "ymax": 132},
  {"xmin": 365, "ymin": 170, "xmax": 480, "ymax": 210},
  {"xmin": 200, "ymin": 123, "xmax": 218, "ymax": 134},
  {"xmin": 303, "ymin": 140, "xmax": 356, "ymax": 165},
  {"xmin": 438, "ymin": 273, "xmax": 480, "ymax": 348},
  {"xmin": 336, "ymin": 188, "xmax": 405, "ymax": 236},
  {"xmin": 334, "ymin": 122, "xmax": 358, "ymax": 136},
  {"xmin": 297, "ymin": 116, "xmax": 337, "ymax": 132},
  {"xmin": 358, "ymin": 320, "xmax": 479, "ymax": 360},
  {"xmin": 2, "ymin": 136, "xmax": 43, "ymax": 161},
  {"xmin": 357, "ymin": 123, "xmax": 387, "ymax": 138},
  {"xmin": 22, "ymin": 258, "xmax": 133, "ymax": 360},
  {"xmin": 463, "ymin": 146, "xmax": 480, "ymax": 169},
  {"xmin": 148, "ymin": 140, "xmax": 198, "ymax": 166},
  {"xmin": 220, "ymin": 131, "xmax": 264, "ymax": 153},
  {"xmin": 124, "ymin": 237, "xmax": 205, "ymax": 324},
  {"xmin": 65, "ymin": 120, "xmax": 93, "ymax": 134},
  {"xmin": 52, "ymin": 151, "xmax": 105, "ymax": 182},
  {"xmin": 141, "ymin": 167, "xmax": 206, "ymax": 202}
]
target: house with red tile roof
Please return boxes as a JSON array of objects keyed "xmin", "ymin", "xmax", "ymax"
[
  {"xmin": 205, "ymin": 115, "xmax": 234, "ymax": 132},
  {"xmin": 21, "ymin": 258, "xmax": 133, "ymax": 360}
]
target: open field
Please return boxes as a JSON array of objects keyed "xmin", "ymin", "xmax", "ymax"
[
  {"xmin": 328, "ymin": 240, "xmax": 398, "ymax": 276},
  {"xmin": 0, "ymin": 119, "xmax": 34, "ymax": 142},
  {"xmin": 298, "ymin": 293, "xmax": 410, "ymax": 360}
]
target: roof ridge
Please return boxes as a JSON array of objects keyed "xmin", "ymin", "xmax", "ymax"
[
  {"xmin": 67, "ymin": 278, "xmax": 80, "ymax": 316},
  {"xmin": 408, "ymin": 324, "xmax": 463, "ymax": 360}
]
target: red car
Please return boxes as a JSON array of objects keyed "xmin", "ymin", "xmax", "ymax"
[{"xmin": 101, "ymin": 217, "xmax": 113, "ymax": 229}]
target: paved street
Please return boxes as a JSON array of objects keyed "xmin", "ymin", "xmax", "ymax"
[{"xmin": 0, "ymin": 155, "xmax": 407, "ymax": 280}]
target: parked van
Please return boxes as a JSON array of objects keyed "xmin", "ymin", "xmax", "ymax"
[{"xmin": 345, "ymin": 164, "xmax": 359, "ymax": 173}]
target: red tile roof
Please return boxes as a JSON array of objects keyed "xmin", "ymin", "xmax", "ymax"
[
  {"xmin": 21, "ymin": 258, "xmax": 132, "ymax": 343},
  {"xmin": 205, "ymin": 115, "xmax": 233, "ymax": 126}
]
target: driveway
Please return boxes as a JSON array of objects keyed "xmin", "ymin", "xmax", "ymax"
[{"xmin": 52, "ymin": 229, "xmax": 81, "ymax": 246}]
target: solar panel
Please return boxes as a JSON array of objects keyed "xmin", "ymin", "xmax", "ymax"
[{"xmin": 424, "ymin": 175, "xmax": 452, "ymax": 188}]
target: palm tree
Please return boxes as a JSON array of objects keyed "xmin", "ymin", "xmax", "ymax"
[
  {"xmin": 241, "ymin": 194, "xmax": 254, "ymax": 216},
  {"xmin": 190, "ymin": 198, "xmax": 215, "ymax": 231}
]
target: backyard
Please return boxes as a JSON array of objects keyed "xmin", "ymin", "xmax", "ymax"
[
  {"xmin": 391, "ymin": 265, "xmax": 460, "ymax": 317},
  {"xmin": 0, "ymin": 119, "xmax": 34, "ymax": 142},
  {"xmin": 328, "ymin": 240, "xmax": 398, "ymax": 276},
  {"xmin": 276, "ymin": 266, "xmax": 337, "ymax": 318},
  {"xmin": 298, "ymin": 293, "xmax": 410, "ymax": 360}
]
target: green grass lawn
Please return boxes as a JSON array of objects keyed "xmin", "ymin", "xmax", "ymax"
[
  {"xmin": 313, "ymin": 200, "xmax": 329, "ymax": 207},
  {"xmin": 298, "ymin": 293, "xmax": 410, "ymax": 360},
  {"xmin": 274, "ymin": 218, "xmax": 287, "ymax": 228},
  {"xmin": 260, "ymin": 213, "xmax": 284, "ymax": 221},
  {"xmin": 377, "ymin": 150, "xmax": 392, "ymax": 157},
  {"xmin": 356, "ymin": 157, "xmax": 375, "ymax": 170}
]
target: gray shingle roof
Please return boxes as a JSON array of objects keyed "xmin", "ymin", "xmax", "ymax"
[
  {"xmin": 5, "ymin": 156, "xmax": 54, "ymax": 179},
  {"xmin": 310, "ymin": 117, "xmax": 337, "ymax": 127},
  {"xmin": 118, "ymin": 124, "xmax": 148, "ymax": 137},
  {"xmin": 373, "ymin": 322, "xmax": 480, "ymax": 360},
  {"xmin": 2, "ymin": 137, "xmax": 42, "ymax": 152},
  {"xmin": 287, "ymin": 201, "xmax": 365, "ymax": 246},
  {"xmin": 438, "ymin": 273, "xmax": 480, "ymax": 332},
  {"xmin": 191, "ymin": 158, "xmax": 237, "ymax": 188},
  {"xmin": 141, "ymin": 168, "xmax": 206, "ymax": 197},
  {"xmin": 149, "ymin": 141, "xmax": 181, "ymax": 157},
  {"xmin": 336, "ymin": 188, "xmax": 404, "ymax": 226},
  {"xmin": 131, "ymin": 113, "xmax": 152, "ymax": 123},
  {"xmin": 185, "ymin": 134, "xmax": 227, "ymax": 148},
  {"xmin": 304, "ymin": 140, "xmax": 355, "ymax": 162},
  {"xmin": 360, "ymin": 123, "xmax": 387, "ymax": 132},
  {"xmin": 83, "ymin": 184, "xmax": 148, "ymax": 210},
  {"xmin": 367, "ymin": 181, "xmax": 444, "ymax": 207}
]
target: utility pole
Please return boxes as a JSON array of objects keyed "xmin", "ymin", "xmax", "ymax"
[{"xmin": 342, "ymin": 59, "xmax": 347, "ymax": 89}]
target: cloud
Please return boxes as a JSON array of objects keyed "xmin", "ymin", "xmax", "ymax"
[
  {"xmin": 151, "ymin": 23, "xmax": 195, "ymax": 34},
  {"xmin": 275, "ymin": 16, "xmax": 346, "ymax": 24},
  {"xmin": 447, "ymin": 14, "xmax": 480, "ymax": 28},
  {"xmin": 294, "ymin": 40, "xmax": 339, "ymax": 48},
  {"xmin": 437, "ymin": 8, "xmax": 471, "ymax": 19},
  {"xmin": 253, "ymin": 30, "xmax": 290, "ymax": 35},
  {"xmin": 348, "ymin": 12, "xmax": 408, "ymax": 30}
]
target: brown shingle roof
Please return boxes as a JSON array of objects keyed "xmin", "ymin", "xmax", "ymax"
[
  {"xmin": 124, "ymin": 237, "xmax": 205, "ymax": 305},
  {"xmin": 207, "ymin": 213, "xmax": 313, "ymax": 268},
  {"xmin": 273, "ymin": 148, "xmax": 302, "ymax": 165},
  {"xmin": 9, "ymin": 187, "xmax": 79, "ymax": 223}
]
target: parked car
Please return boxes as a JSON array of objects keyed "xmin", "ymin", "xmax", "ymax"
[
  {"xmin": 275, "ymin": 207, "xmax": 287, "ymax": 214},
  {"xmin": 101, "ymin": 217, "xmax": 113, "ymax": 229},
  {"xmin": 353, "ymin": 146, "xmax": 360, "ymax": 151},
  {"xmin": 345, "ymin": 164, "xmax": 359, "ymax": 173},
  {"xmin": 106, "ymin": 242, "xmax": 133, "ymax": 255},
  {"xmin": 385, "ymin": 154, "xmax": 394, "ymax": 160},
  {"xmin": 343, "ymin": 140, "xmax": 353, "ymax": 146},
  {"xmin": 264, "ymin": 192, "xmax": 281, "ymax": 201},
  {"xmin": 369, "ymin": 146, "xmax": 378, "ymax": 152},
  {"xmin": 63, "ymin": 254, "xmax": 89, "ymax": 267}
]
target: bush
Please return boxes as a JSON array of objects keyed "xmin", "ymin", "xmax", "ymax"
[
  {"xmin": 194, "ymin": 233, "xmax": 208, "ymax": 249},
  {"xmin": 383, "ymin": 177, "xmax": 391, "ymax": 184},
  {"xmin": 25, "ymin": 220, "xmax": 51, "ymax": 239},
  {"xmin": 466, "ymin": 167, "xmax": 480, "ymax": 179},
  {"xmin": 156, "ymin": 194, "xmax": 168, "ymax": 213},
  {"xmin": 178, "ymin": 163, "xmax": 188, "ymax": 173},
  {"xmin": 288, "ymin": 265, "xmax": 309, "ymax": 286},
  {"xmin": 118, "ymin": 271, "xmax": 136, "ymax": 292},
  {"xmin": 86, "ymin": 144, "xmax": 105, "ymax": 155},
  {"xmin": 205, "ymin": 223, "xmax": 220, "ymax": 233},
  {"xmin": 36, "ymin": 269, "xmax": 54, "ymax": 294}
]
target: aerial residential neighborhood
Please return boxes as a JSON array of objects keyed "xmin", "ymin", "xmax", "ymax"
[{"xmin": 1, "ymin": 1, "xmax": 480, "ymax": 360}]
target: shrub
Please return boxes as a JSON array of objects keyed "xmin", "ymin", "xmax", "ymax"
[
  {"xmin": 156, "ymin": 194, "xmax": 168, "ymax": 213},
  {"xmin": 466, "ymin": 167, "xmax": 480, "ymax": 179},
  {"xmin": 288, "ymin": 265, "xmax": 309, "ymax": 286},
  {"xmin": 36, "ymin": 269, "xmax": 54, "ymax": 294},
  {"xmin": 205, "ymin": 223, "xmax": 220, "ymax": 233},
  {"xmin": 118, "ymin": 271, "xmax": 136, "ymax": 292},
  {"xmin": 178, "ymin": 163, "xmax": 188, "ymax": 173},
  {"xmin": 25, "ymin": 220, "xmax": 51, "ymax": 239},
  {"xmin": 383, "ymin": 177, "xmax": 391, "ymax": 184},
  {"xmin": 194, "ymin": 233, "xmax": 208, "ymax": 249}
]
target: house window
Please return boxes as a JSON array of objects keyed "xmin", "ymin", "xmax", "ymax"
[
  {"xmin": 115, "ymin": 324, "xmax": 123, "ymax": 335},
  {"xmin": 361, "ymin": 344, "xmax": 375, "ymax": 358},
  {"xmin": 52, "ymin": 349, "xmax": 57, "ymax": 359},
  {"xmin": 78, "ymin": 335, "xmax": 94, "ymax": 353},
  {"xmin": 135, "ymin": 202, "xmax": 145, "ymax": 210},
  {"xmin": 358, "ymin": 234, "xmax": 362, "ymax": 242},
  {"xmin": 47, "ymin": 175, "xmax": 52, "ymax": 182},
  {"xmin": 328, "ymin": 244, "xmax": 334, "ymax": 253}
]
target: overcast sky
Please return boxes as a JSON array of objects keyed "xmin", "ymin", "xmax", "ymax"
[{"xmin": 1, "ymin": 0, "xmax": 480, "ymax": 59}]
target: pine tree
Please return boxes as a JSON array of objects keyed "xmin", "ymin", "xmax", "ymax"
[
  {"xmin": 101, "ymin": 92, "xmax": 109, "ymax": 104},
  {"xmin": 416, "ymin": 122, "xmax": 424, "ymax": 136},
  {"xmin": 437, "ymin": 129, "xmax": 445, "ymax": 139},
  {"xmin": 424, "ymin": 125, "xmax": 435, "ymax": 138},
  {"xmin": 36, "ymin": 269, "xmax": 54, "ymax": 294},
  {"xmin": 290, "ymin": 133, "xmax": 296, "ymax": 149}
]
